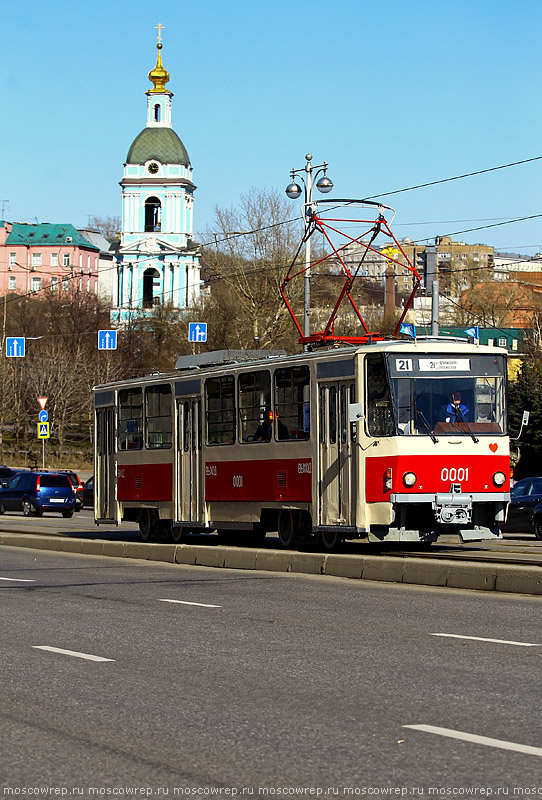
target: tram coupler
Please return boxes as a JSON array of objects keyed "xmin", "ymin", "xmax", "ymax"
[{"xmin": 433, "ymin": 493, "xmax": 472, "ymax": 526}]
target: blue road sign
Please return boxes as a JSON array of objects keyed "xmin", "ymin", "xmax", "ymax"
[
  {"xmin": 188, "ymin": 322, "xmax": 208, "ymax": 343},
  {"xmin": 39, "ymin": 410, "xmax": 48, "ymax": 423},
  {"xmin": 6, "ymin": 337, "xmax": 25, "ymax": 357},
  {"xmin": 98, "ymin": 330, "xmax": 117, "ymax": 350}
]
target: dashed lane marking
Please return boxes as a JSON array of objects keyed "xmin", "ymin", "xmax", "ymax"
[
  {"xmin": 404, "ymin": 725, "xmax": 542, "ymax": 758},
  {"xmin": 431, "ymin": 632, "xmax": 540, "ymax": 647},
  {"xmin": 0, "ymin": 577, "xmax": 35, "ymax": 582},
  {"xmin": 158, "ymin": 599, "xmax": 222, "ymax": 608},
  {"xmin": 32, "ymin": 646, "xmax": 115, "ymax": 662}
]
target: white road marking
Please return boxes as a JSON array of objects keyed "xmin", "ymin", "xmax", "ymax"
[
  {"xmin": 0, "ymin": 577, "xmax": 35, "ymax": 582},
  {"xmin": 404, "ymin": 725, "xmax": 542, "ymax": 758},
  {"xmin": 32, "ymin": 646, "xmax": 115, "ymax": 662},
  {"xmin": 159, "ymin": 599, "xmax": 222, "ymax": 608},
  {"xmin": 431, "ymin": 632, "xmax": 539, "ymax": 647}
]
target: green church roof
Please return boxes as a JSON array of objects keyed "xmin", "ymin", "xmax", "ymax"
[
  {"xmin": 5, "ymin": 222, "xmax": 99, "ymax": 249},
  {"xmin": 126, "ymin": 127, "xmax": 190, "ymax": 166}
]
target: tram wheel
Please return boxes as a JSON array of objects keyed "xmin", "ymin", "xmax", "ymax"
[
  {"xmin": 317, "ymin": 529, "xmax": 343, "ymax": 552},
  {"xmin": 139, "ymin": 509, "xmax": 156, "ymax": 542},
  {"xmin": 278, "ymin": 510, "xmax": 297, "ymax": 549},
  {"xmin": 171, "ymin": 525, "xmax": 187, "ymax": 544}
]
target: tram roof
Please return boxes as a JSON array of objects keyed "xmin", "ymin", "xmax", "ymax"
[{"xmin": 93, "ymin": 338, "xmax": 508, "ymax": 393}]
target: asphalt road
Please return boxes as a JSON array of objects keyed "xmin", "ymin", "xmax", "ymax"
[{"xmin": 1, "ymin": 545, "xmax": 542, "ymax": 795}]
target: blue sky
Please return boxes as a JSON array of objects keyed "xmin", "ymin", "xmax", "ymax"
[{"xmin": 2, "ymin": 0, "xmax": 542, "ymax": 253}]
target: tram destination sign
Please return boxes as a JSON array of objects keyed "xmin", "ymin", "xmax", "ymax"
[
  {"xmin": 393, "ymin": 357, "xmax": 471, "ymax": 373},
  {"xmin": 418, "ymin": 358, "xmax": 471, "ymax": 372}
]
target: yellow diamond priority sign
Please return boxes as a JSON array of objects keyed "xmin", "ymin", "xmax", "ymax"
[{"xmin": 37, "ymin": 422, "xmax": 50, "ymax": 439}]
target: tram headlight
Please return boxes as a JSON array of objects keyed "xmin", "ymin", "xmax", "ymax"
[
  {"xmin": 403, "ymin": 471, "xmax": 417, "ymax": 488},
  {"xmin": 492, "ymin": 471, "xmax": 506, "ymax": 487}
]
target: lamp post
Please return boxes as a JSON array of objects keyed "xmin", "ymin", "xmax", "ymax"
[{"xmin": 285, "ymin": 154, "xmax": 333, "ymax": 343}]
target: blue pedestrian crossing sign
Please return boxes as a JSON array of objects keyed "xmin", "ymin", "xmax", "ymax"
[
  {"xmin": 188, "ymin": 322, "xmax": 207, "ymax": 342},
  {"xmin": 98, "ymin": 330, "xmax": 117, "ymax": 350},
  {"xmin": 37, "ymin": 422, "xmax": 50, "ymax": 439},
  {"xmin": 6, "ymin": 337, "xmax": 25, "ymax": 357}
]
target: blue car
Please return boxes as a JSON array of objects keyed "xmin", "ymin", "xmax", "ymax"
[
  {"xmin": 502, "ymin": 477, "xmax": 542, "ymax": 538},
  {"xmin": 0, "ymin": 471, "xmax": 75, "ymax": 518}
]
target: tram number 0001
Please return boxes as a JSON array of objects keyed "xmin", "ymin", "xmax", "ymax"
[
  {"xmin": 232, "ymin": 475, "xmax": 244, "ymax": 488},
  {"xmin": 441, "ymin": 467, "xmax": 469, "ymax": 482}
]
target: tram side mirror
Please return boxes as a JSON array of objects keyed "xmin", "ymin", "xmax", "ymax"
[
  {"xmin": 513, "ymin": 410, "xmax": 530, "ymax": 442},
  {"xmin": 348, "ymin": 403, "xmax": 364, "ymax": 422}
]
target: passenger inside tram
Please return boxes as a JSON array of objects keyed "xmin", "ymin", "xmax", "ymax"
[{"xmin": 255, "ymin": 410, "xmax": 289, "ymax": 441}]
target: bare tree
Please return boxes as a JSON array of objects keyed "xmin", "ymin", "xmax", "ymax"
[
  {"xmin": 88, "ymin": 215, "xmax": 121, "ymax": 242},
  {"xmin": 201, "ymin": 188, "xmax": 303, "ymax": 350}
]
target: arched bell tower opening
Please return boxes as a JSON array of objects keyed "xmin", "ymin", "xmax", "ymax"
[
  {"xmin": 143, "ymin": 267, "xmax": 160, "ymax": 308},
  {"xmin": 144, "ymin": 197, "xmax": 161, "ymax": 232}
]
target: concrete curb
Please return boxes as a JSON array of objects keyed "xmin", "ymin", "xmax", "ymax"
[{"xmin": 1, "ymin": 533, "xmax": 542, "ymax": 596}]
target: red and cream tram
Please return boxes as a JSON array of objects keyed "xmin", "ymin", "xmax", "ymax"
[{"xmin": 93, "ymin": 339, "xmax": 510, "ymax": 549}]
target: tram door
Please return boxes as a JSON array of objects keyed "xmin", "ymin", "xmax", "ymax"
[
  {"xmin": 177, "ymin": 397, "xmax": 202, "ymax": 524},
  {"xmin": 95, "ymin": 406, "xmax": 116, "ymax": 521},
  {"xmin": 319, "ymin": 382, "xmax": 356, "ymax": 527}
]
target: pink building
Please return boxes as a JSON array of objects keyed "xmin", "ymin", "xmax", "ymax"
[{"xmin": 0, "ymin": 221, "xmax": 100, "ymax": 297}]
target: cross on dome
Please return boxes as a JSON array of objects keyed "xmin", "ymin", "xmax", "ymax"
[{"xmin": 148, "ymin": 23, "xmax": 170, "ymax": 94}]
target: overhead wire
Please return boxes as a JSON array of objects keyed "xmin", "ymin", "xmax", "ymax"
[{"xmin": 4, "ymin": 153, "xmax": 542, "ymax": 316}]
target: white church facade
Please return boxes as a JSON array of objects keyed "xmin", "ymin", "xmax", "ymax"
[{"xmin": 111, "ymin": 32, "xmax": 201, "ymax": 321}]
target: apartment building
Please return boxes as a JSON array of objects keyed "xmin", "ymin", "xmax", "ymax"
[{"xmin": 0, "ymin": 221, "xmax": 100, "ymax": 297}]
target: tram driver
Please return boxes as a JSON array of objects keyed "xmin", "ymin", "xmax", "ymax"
[{"xmin": 438, "ymin": 390, "xmax": 470, "ymax": 423}]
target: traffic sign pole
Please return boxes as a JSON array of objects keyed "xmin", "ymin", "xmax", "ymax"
[{"xmin": 37, "ymin": 400, "xmax": 49, "ymax": 469}]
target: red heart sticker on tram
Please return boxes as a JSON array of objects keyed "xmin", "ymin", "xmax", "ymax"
[{"xmin": 489, "ymin": 443, "xmax": 498, "ymax": 453}]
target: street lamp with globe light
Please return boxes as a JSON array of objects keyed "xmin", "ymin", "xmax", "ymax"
[{"xmin": 285, "ymin": 154, "xmax": 333, "ymax": 345}]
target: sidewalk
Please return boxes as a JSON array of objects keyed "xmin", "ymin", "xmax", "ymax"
[{"xmin": 1, "ymin": 531, "xmax": 542, "ymax": 597}]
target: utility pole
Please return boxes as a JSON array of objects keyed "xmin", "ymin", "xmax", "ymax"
[{"xmin": 431, "ymin": 279, "xmax": 439, "ymax": 336}]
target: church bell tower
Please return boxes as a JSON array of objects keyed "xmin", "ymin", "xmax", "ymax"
[{"xmin": 113, "ymin": 25, "xmax": 201, "ymax": 319}]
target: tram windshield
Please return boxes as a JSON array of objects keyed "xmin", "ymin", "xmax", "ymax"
[{"xmin": 367, "ymin": 352, "xmax": 507, "ymax": 437}]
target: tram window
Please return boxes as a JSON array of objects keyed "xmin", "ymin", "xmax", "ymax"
[
  {"xmin": 238, "ymin": 371, "xmax": 271, "ymax": 443},
  {"xmin": 350, "ymin": 384, "xmax": 357, "ymax": 443},
  {"xmin": 366, "ymin": 354, "xmax": 394, "ymax": 437},
  {"xmin": 197, "ymin": 400, "xmax": 202, "ymax": 450},
  {"xmin": 340, "ymin": 385, "xmax": 348, "ymax": 444},
  {"xmin": 206, "ymin": 375, "xmax": 235, "ymax": 445},
  {"xmin": 329, "ymin": 386, "xmax": 337, "ymax": 444},
  {"xmin": 183, "ymin": 402, "xmax": 190, "ymax": 452},
  {"xmin": 145, "ymin": 384, "xmax": 172, "ymax": 449},
  {"xmin": 320, "ymin": 387, "xmax": 326, "ymax": 444},
  {"xmin": 275, "ymin": 365, "xmax": 310, "ymax": 440},
  {"xmin": 118, "ymin": 388, "xmax": 143, "ymax": 450}
]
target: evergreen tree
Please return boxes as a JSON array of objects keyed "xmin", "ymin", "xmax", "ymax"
[{"xmin": 509, "ymin": 357, "xmax": 542, "ymax": 478}]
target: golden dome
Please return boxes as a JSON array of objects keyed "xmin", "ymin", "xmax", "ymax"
[{"xmin": 148, "ymin": 43, "xmax": 171, "ymax": 94}]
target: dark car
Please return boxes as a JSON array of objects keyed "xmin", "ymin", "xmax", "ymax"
[
  {"xmin": 82, "ymin": 476, "xmax": 94, "ymax": 509},
  {"xmin": 58, "ymin": 470, "xmax": 84, "ymax": 511},
  {"xmin": 502, "ymin": 477, "xmax": 542, "ymax": 538},
  {"xmin": 0, "ymin": 466, "xmax": 23, "ymax": 481},
  {"xmin": 0, "ymin": 471, "xmax": 75, "ymax": 518}
]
